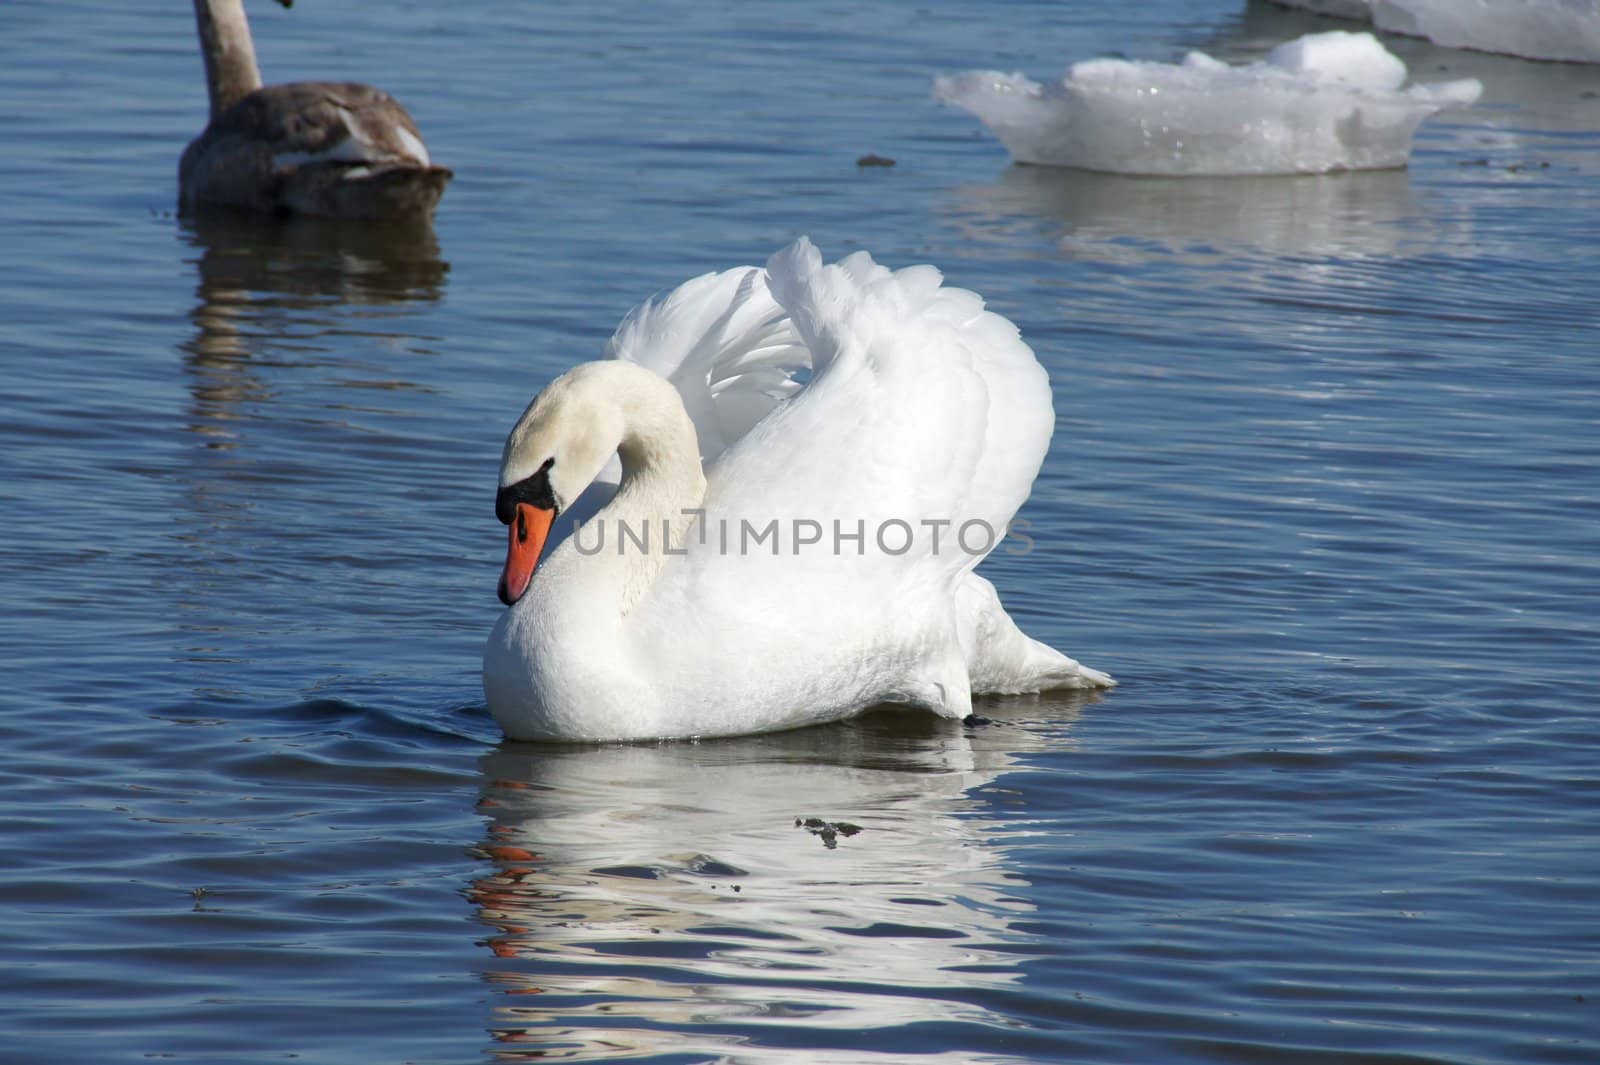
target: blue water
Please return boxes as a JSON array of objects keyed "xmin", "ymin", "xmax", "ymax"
[{"xmin": 2, "ymin": 1, "xmax": 1597, "ymax": 1062}]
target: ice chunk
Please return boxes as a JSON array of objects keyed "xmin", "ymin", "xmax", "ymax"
[
  {"xmin": 1376, "ymin": 0, "xmax": 1600, "ymax": 64},
  {"xmin": 935, "ymin": 31, "xmax": 1481, "ymax": 176},
  {"xmin": 1271, "ymin": 0, "xmax": 1376, "ymax": 17},
  {"xmin": 1265, "ymin": 30, "xmax": 1408, "ymax": 90},
  {"xmin": 1270, "ymin": 0, "xmax": 1600, "ymax": 65}
]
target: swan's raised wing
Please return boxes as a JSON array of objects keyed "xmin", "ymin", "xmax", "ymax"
[
  {"xmin": 604, "ymin": 266, "xmax": 809, "ymax": 464},
  {"xmin": 627, "ymin": 240, "xmax": 1080, "ymax": 712},
  {"xmin": 702, "ymin": 237, "xmax": 1054, "ymax": 578},
  {"xmin": 551, "ymin": 265, "xmax": 809, "ymax": 541}
]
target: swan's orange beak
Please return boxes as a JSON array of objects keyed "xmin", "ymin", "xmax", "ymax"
[{"xmin": 498, "ymin": 503, "xmax": 555, "ymax": 606}]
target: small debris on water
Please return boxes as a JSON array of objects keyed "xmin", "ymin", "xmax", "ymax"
[
  {"xmin": 856, "ymin": 154, "xmax": 896, "ymax": 167},
  {"xmin": 796, "ymin": 816, "xmax": 863, "ymax": 849},
  {"xmin": 1458, "ymin": 157, "xmax": 1553, "ymax": 173}
]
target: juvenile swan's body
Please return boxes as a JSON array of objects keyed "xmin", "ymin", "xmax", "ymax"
[
  {"xmin": 180, "ymin": 0, "xmax": 450, "ymax": 219},
  {"xmin": 484, "ymin": 240, "xmax": 1112, "ymax": 741}
]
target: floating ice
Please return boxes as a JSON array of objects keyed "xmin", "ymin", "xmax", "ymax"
[
  {"xmin": 1272, "ymin": 0, "xmax": 1375, "ymax": 17},
  {"xmin": 934, "ymin": 31, "xmax": 1482, "ymax": 176},
  {"xmin": 1271, "ymin": 0, "xmax": 1600, "ymax": 64}
]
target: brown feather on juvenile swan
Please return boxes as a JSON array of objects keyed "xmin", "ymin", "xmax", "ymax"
[{"xmin": 179, "ymin": 0, "xmax": 451, "ymax": 220}]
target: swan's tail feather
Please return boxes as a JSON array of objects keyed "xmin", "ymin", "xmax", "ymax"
[
  {"xmin": 1021, "ymin": 641, "xmax": 1117, "ymax": 691},
  {"xmin": 957, "ymin": 574, "xmax": 1115, "ymax": 693}
]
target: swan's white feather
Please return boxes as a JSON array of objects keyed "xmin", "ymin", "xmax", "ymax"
[
  {"xmin": 604, "ymin": 266, "xmax": 807, "ymax": 462},
  {"xmin": 485, "ymin": 240, "xmax": 1112, "ymax": 740}
]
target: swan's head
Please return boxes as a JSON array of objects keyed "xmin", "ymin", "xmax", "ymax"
[{"xmin": 495, "ymin": 364, "xmax": 629, "ymax": 606}]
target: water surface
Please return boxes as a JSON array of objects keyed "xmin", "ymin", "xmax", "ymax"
[{"xmin": 1, "ymin": 1, "xmax": 1596, "ymax": 1062}]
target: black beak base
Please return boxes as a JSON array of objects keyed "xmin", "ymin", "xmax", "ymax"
[{"xmin": 495, "ymin": 458, "xmax": 557, "ymax": 525}]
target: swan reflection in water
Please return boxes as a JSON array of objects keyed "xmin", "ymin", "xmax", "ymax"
[
  {"xmin": 183, "ymin": 212, "xmax": 448, "ymax": 335},
  {"xmin": 172, "ymin": 213, "xmax": 448, "ymax": 689},
  {"xmin": 468, "ymin": 696, "xmax": 1097, "ymax": 1062},
  {"xmin": 179, "ymin": 211, "xmax": 448, "ymax": 435}
]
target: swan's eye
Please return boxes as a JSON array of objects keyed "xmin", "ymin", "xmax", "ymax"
[{"xmin": 495, "ymin": 457, "xmax": 559, "ymax": 525}]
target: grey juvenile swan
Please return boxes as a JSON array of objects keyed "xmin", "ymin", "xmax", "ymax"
[{"xmin": 179, "ymin": 0, "xmax": 451, "ymax": 219}]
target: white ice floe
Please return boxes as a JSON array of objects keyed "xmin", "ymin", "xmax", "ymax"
[
  {"xmin": 1272, "ymin": 0, "xmax": 1376, "ymax": 17},
  {"xmin": 1271, "ymin": 0, "xmax": 1600, "ymax": 65},
  {"xmin": 934, "ymin": 30, "xmax": 1482, "ymax": 176}
]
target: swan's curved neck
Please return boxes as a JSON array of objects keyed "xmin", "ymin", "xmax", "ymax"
[
  {"xmin": 599, "ymin": 390, "xmax": 707, "ymax": 614},
  {"xmin": 194, "ymin": 0, "xmax": 264, "ymax": 118}
]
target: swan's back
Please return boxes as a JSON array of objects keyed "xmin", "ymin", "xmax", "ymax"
[{"xmin": 179, "ymin": 82, "xmax": 452, "ymax": 219}]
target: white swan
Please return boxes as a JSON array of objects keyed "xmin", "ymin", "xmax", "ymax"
[
  {"xmin": 483, "ymin": 239, "xmax": 1113, "ymax": 741},
  {"xmin": 180, "ymin": 0, "xmax": 450, "ymax": 219}
]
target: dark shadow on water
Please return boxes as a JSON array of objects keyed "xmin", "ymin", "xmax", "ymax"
[{"xmin": 466, "ymin": 692, "xmax": 1100, "ymax": 1061}]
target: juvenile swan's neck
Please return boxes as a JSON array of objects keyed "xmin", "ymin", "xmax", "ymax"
[{"xmin": 194, "ymin": 0, "xmax": 264, "ymax": 118}]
